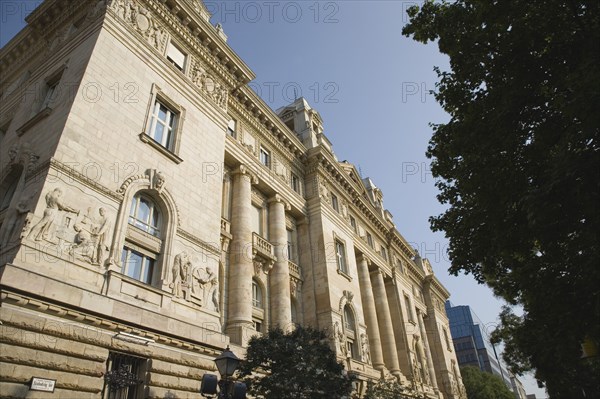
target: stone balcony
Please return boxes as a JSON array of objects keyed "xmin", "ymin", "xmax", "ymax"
[
  {"xmin": 288, "ymin": 260, "xmax": 301, "ymax": 279},
  {"xmin": 252, "ymin": 232, "xmax": 276, "ymax": 272}
]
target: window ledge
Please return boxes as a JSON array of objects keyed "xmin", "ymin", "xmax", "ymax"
[
  {"xmin": 337, "ymin": 269, "xmax": 352, "ymax": 282},
  {"xmin": 139, "ymin": 133, "xmax": 183, "ymax": 164},
  {"xmin": 17, "ymin": 107, "xmax": 53, "ymax": 136}
]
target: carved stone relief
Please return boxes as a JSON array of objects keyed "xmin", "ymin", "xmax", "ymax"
[
  {"xmin": 19, "ymin": 183, "xmax": 118, "ymax": 267},
  {"xmin": 110, "ymin": 0, "xmax": 167, "ymax": 53},
  {"xmin": 360, "ymin": 332, "xmax": 371, "ymax": 364},
  {"xmin": 27, "ymin": 188, "xmax": 79, "ymax": 243},
  {"xmin": 170, "ymin": 251, "xmax": 220, "ymax": 312},
  {"xmin": 190, "ymin": 56, "xmax": 228, "ymax": 110}
]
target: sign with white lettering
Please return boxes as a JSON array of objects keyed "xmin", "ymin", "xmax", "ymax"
[{"xmin": 30, "ymin": 377, "xmax": 56, "ymax": 392}]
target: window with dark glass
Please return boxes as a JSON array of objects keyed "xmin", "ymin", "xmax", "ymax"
[{"xmin": 103, "ymin": 352, "xmax": 146, "ymax": 399}]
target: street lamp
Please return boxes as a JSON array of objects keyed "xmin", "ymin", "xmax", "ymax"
[{"xmin": 200, "ymin": 346, "xmax": 247, "ymax": 399}]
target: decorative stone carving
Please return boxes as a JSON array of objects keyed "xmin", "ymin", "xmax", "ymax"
[
  {"xmin": 319, "ymin": 181, "xmax": 329, "ymax": 202},
  {"xmin": 66, "ymin": 206, "xmax": 113, "ymax": 265},
  {"xmin": 191, "ymin": 265, "xmax": 219, "ymax": 312},
  {"xmin": 170, "ymin": 251, "xmax": 220, "ymax": 311},
  {"xmin": 110, "ymin": 0, "xmax": 167, "ymax": 53},
  {"xmin": 334, "ymin": 321, "xmax": 347, "ymax": 356},
  {"xmin": 0, "ymin": 194, "xmax": 31, "ymax": 248},
  {"xmin": 360, "ymin": 332, "xmax": 371, "ymax": 364},
  {"xmin": 171, "ymin": 251, "xmax": 192, "ymax": 299},
  {"xmin": 339, "ymin": 290, "xmax": 354, "ymax": 311},
  {"xmin": 27, "ymin": 188, "xmax": 79, "ymax": 242},
  {"xmin": 190, "ymin": 56, "xmax": 228, "ymax": 110}
]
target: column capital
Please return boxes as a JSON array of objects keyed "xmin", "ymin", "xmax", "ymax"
[
  {"xmin": 268, "ymin": 193, "xmax": 291, "ymax": 210},
  {"xmin": 357, "ymin": 254, "xmax": 371, "ymax": 266},
  {"xmin": 233, "ymin": 164, "xmax": 258, "ymax": 184}
]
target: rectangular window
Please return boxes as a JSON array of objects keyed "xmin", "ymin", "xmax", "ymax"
[
  {"xmin": 404, "ymin": 294, "xmax": 415, "ymax": 322},
  {"xmin": 335, "ymin": 240, "xmax": 347, "ymax": 274},
  {"xmin": 366, "ymin": 232, "xmax": 373, "ymax": 248},
  {"xmin": 103, "ymin": 352, "xmax": 146, "ymax": 399},
  {"xmin": 147, "ymin": 99, "xmax": 177, "ymax": 150},
  {"xmin": 380, "ymin": 246, "xmax": 387, "ymax": 260},
  {"xmin": 121, "ymin": 247, "xmax": 155, "ymax": 284},
  {"xmin": 227, "ymin": 119, "xmax": 236, "ymax": 138},
  {"xmin": 167, "ymin": 41, "xmax": 186, "ymax": 71},
  {"xmin": 331, "ymin": 194, "xmax": 339, "ymax": 212},
  {"xmin": 290, "ymin": 173, "xmax": 300, "ymax": 193},
  {"xmin": 349, "ymin": 216, "xmax": 357, "ymax": 232},
  {"xmin": 287, "ymin": 229, "xmax": 296, "ymax": 262},
  {"xmin": 251, "ymin": 204, "xmax": 263, "ymax": 236},
  {"xmin": 259, "ymin": 146, "xmax": 271, "ymax": 167},
  {"xmin": 41, "ymin": 80, "xmax": 59, "ymax": 110}
]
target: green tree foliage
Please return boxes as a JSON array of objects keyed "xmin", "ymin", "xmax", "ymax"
[
  {"xmin": 237, "ymin": 327, "xmax": 353, "ymax": 399},
  {"xmin": 460, "ymin": 367, "xmax": 514, "ymax": 399},
  {"xmin": 402, "ymin": 1, "xmax": 599, "ymax": 397}
]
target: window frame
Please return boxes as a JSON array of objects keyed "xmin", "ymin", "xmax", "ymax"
[
  {"xmin": 335, "ymin": 239, "xmax": 348, "ymax": 275},
  {"xmin": 290, "ymin": 172, "xmax": 300, "ymax": 193},
  {"xmin": 121, "ymin": 191, "xmax": 164, "ymax": 287},
  {"xmin": 140, "ymin": 84, "xmax": 185, "ymax": 163},
  {"xmin": 331, "ymin": 193, "xmax": 339, "ymax": 212},
  {"xmin": 252, "ymin": 279, "xmax": 263, "ymax": 309},
  {"xmin": 166, "ymin": 40, "xmax": 187, "ymax": 72},
  {"xmin": 103, "ymin": 352, "xmax": 147, "ymax": 399},
  {"xmin": 259, "ymin": 146, "xmax": 271, "ymax": 168},
  {"xmin": 227, "ymin": 119, "xmax": 237, "ymax": 138}
]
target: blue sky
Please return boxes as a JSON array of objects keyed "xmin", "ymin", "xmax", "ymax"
[{"xmin": 0, "ymin": 1, "xmax": 545, "ymax": 396}]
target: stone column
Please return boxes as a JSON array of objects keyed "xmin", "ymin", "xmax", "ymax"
[
  {"xmin": 371, "ymin": 268, "xmax": 402, "ymax": 378},
  {"xmin": 356, "ymin": 255, "xmax": 385, "ymax": 371},
  {"xmin": 226, "ymin": 165, "xmax": 256, "ymax": 344},
  {"xmin": 268, "ymin": 194, "xmax": 292, "ymax": 330},
  {"xmin": 418, "ymin": 311, "xmax": 439, "ymax": 391}
]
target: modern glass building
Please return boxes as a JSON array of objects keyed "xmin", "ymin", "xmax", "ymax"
[{"xmin": 445, "ymin": 301, "xmax": 512, "ymax": 387}]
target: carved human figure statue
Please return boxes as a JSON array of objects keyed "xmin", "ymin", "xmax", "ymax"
[
  {"xmin": 27, "ymin": 188, "xmax": 78, "ymax": 242},
  {"xmin": 171, "ymin": 251, "xmax": 191, "ymax": 298},
  {"xmin": 69, "ymin": 224, "xmax": 95, "ymax": 262},
  {"xmin": 191, "ymin": 266, "xmax": 220, "ymax": 311},
  {"xmin": 360, "ymin": 333, "xmax": 371, "ymax": 363},
  {"xmin": 0, "ymin": 195, "xmax": 30, "ymax": 248},
  {"xmin": 334, "ymin": 321, "xmax": 347, "ymax": 356},
  {"xmin": 93, "ymin": 207, "xmax": 111, "ymax": 266}
]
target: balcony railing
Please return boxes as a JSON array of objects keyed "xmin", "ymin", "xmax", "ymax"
[
  {"xmin": 252, "ymin": 232, "xmax": 276, "ymax": 262},
  {"xmin": 288, "ymin": 260, "xmax": 301, "ymax": 279},
  {"xmin": 220, "ymin": 218, "xmax": 231, "ymax": 234}
]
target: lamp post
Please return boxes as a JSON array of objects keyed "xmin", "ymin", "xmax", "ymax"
[{"xmin": 200, "ymin": 346, "xmax": 246, "ymax": 399}]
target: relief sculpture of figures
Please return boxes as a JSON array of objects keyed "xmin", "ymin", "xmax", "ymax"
[
  {"xmin": 27, "ymin": 188, "xmax": 79, "ymax": 242},
  {"xmin": 192, "ymin": 265, "xmax": 220, "ymax": 311},
  {"xmin": 69, "ymin": 224, "xmax": 95, "ymax": 263},
  {"xmin": 171, "ymin": 251, "xmax": 192, "ymax": 299},
  {"xmin": 93, "ymin": 207, "xmax": 111, "ymax": 266}
]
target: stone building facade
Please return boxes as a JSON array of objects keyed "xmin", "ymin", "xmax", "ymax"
[{"xmin": 0, "ymin": 0, "xmax": 466, "ymax": 398}]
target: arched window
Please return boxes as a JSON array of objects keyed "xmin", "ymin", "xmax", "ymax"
[
  {"xmin": 121, "ymin": 192, "xmax": 163, "ymax": 285},
  {"xmin": 128, "ymin": 193, "xmax": 161, "ymax": 236},
  {"xmin": 343, "ymin": 305, "xmax": 359, "ymax": 360}
]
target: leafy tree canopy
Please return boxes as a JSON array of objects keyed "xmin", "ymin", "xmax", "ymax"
[
  {"xmin": 460, "ymin": 367, "xmax": 514, "ymax": 399},
  {"xmin": 238, "ymin": 327, "xmax": 353, "ymax": 399},
  {"xmin": 402, "ymin": 0, "xmax": 599, "ymax": 397}
]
